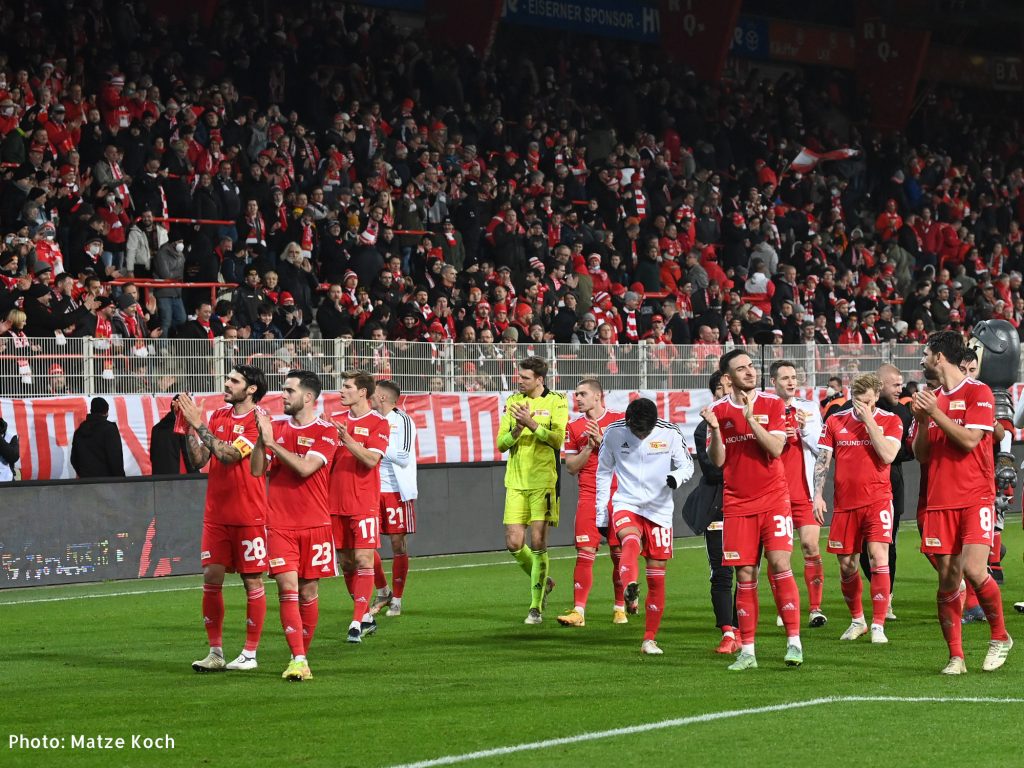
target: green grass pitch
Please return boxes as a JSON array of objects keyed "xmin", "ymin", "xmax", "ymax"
[{"xmin": 3, "ymin": 519, "xmax": 1024, "ymax": 768}]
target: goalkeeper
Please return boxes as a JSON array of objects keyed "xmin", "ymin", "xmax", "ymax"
[{"xmin": 498, "ymin": 356, "xmax": 568, "ymax": 625}]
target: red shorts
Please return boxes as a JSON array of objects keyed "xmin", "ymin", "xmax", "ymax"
[
  {"xmin": 826, "ymin": 501, "xmax": 894, "ymax": 555},
  {"xmin": 380, "ymin": 492, "xmax": 417, "ymax": 535},
  {"xmin": 919, "ymin": 503, "xmax": 995, "ymax": 555},
  {"xmin": 790, "ymin": 499, "xmax": 816, "ymax": 529},
  {"xmin": 332, "ymin": 514, "xmax": 381, "ymax": 550},
  {"xmin": 610, "ymin": 509, "xmax": 673, "ymax": 560},
  {"xmin": 574, "ymin": 494, "xmax": 620, "ymax": 549},
  {"xmin": 267, "ymin": 525, "xmax": 336, "ymax": 579},
  {"xmin": 201, "ymin": 523, "xmax": 268, "ymax": 574},
  {"xmin": 722, "ymin": 511, "xmax": 793, "ymax": 567}
]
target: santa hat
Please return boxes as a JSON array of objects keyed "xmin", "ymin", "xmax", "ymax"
[
  {"xmin": 494, "ymin": 302, "xmax": 508, "ymax": 313},
  {"xmin": 279, "ymin": 292, "xmax": 295, "ymax": 305},
  {"xmin": 429, "ymin": 321, "xmax": 444, "ymax": 333},
  {"xmin": 476, "ymin": 301, "xmax": 491, "ymax": 312},
  {"xmin": 343, "ymin": 270, "xmax": 358, "ymax": 283},
  {"xmin": 49, "ymin": 363, "xmax": 64, "ymax": 376},
  {"xmin": 587, "ymin": 253, "xmax": 602, "ymax": 264}
]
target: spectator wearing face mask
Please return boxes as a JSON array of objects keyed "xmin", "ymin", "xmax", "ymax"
[{"xmin": 153, "ymin": 235, "xmax": 187, "ymax": 335}]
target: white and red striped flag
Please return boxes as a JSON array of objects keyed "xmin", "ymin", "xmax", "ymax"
[{"xmin": 789, "ymin": 147, "xmax": 860, "ymax": 173}]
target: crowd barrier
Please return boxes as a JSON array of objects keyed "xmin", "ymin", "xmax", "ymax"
[{"xmin": 0, "ymin": 338, "xmax": 946, "ymax": 399}]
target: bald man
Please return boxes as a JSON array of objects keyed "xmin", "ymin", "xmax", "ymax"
[{"xmin": 859, "ymin": 364, "xmax": 913, "ymax": 617}]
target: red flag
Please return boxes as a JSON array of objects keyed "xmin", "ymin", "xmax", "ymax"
[{"xmin": 789, "ymin": 147, "xmax": 860, "ymax": 173}]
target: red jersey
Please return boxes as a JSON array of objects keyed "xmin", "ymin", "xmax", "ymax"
[
  {"xmin": 204, "ymin": 405, "xmax": 268, "ymax": 526},
  {"xmin": 780, "ymin": 407, "xmax": 809, "ymax": 502},
  {"xmin": 329, "ymin": 409, "xmax": 390, "ymax": 517},
  {"xmin": 818, "ymin": 407, "xmax": 903, "ymax": 511},
  {"xmin": 710, "ymin": 391, "xmax": 789, "ymax": 517},
  {"xmin": 564, "ymin": 409, "xmax": 623, "ymax": 497},
  {"xmin": 265, "ymin": 417, "xmax": 338, "ymax": 529},
  {"xmin": 925, "ymin": 378, "xmax": 995, "ymax": 509}
]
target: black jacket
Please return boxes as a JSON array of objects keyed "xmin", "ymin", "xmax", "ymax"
[
  {"xmin": 681, "ymin": 419, "xmax": 723, "ymax": 534},
  {"xmin": 879, "ymin": 395, "xmax": 913, "ymax": 519},
  {"xmin": 150, "ymin": 411, "xmax": 200, "ymax": 475},
  {"xmin": 70, "ymin": 413, "xmax": 125, "ymax": 478}
]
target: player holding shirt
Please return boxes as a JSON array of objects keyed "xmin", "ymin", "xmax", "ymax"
[
  {"xmin": 770, "ymin": 360, "xmax": 826, "ymax": 628},
  {"xmin": 178, "ymin": 366, "xmax": 270, "ymax": 673},
  {"xmin": 557, "ymin": 378, "xmax": 626, "ymax": 627},
  {"xmin": 329, "ymin": 370, "xmax": 390, "ymax": 643},
  {"xmin": 251, "ymin": 370, "xmax": 338, "ymax": 682},
  {"xmin": 912, "ymin": 331, "xmax": 1013, "ymax": 674},
  {"xmin": 595, "ymin": 398, "xmax": 693, "ymax": 655},
  {"xmin": 812, "ymin": 373, "xmax": 902, "ymax": 645},
  {"xmin": 701, "ymin": 350, "xmax": 804, "ymax": 670},
  {"xmin": 369, "ymin": 380, "xmax": 418, "ymax": 618}
]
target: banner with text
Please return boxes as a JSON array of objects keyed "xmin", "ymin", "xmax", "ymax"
[
  {"xmin": 660, "ymin": 0, "xmax": 742, "ymax": 82},
  {"xmin": 501, "ymin": 0, "xmax": 661, "ymax": 43},
  {"xmin": 6, "ymin": 388, "xmax": 1022, "ymax": 481}
]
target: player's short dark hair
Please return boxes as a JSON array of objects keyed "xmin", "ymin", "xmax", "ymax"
[
  {"xmin": 961, "ymin": 348, "xmax": 978, "ymax": 365},
  {"xmin": 285, "ymin": 369, "xmax": 322, "ymax": 400},
  {"xmin": 769, "ymin": 359, "xmax": 797, "ymax": 380},
  {"xmin": 926, "ymin": 330, "xmax": 967, "ymax": 366},
  {"xmin": 577, "ymin": 377, "xmax": 603, "ymax": 394},
  {"xmin": 232, "ymin": 365, "xmax": 267, "ymax": 403},
  {"xmin": 519, "ymin": 355, "xmax": 548, "ymax": 379},
  {"xmin": 343, "ymin": 369, "xmax": 376, "ymax": 398},
  {"xmin": 376, "ymin": 379, "xmax": 401, "ymax": 400},
  {"xmin": 625, "ymin": 397, "xmax": 658, "ymax": 439},
  {"xmin": 708, "ymin": 370, "xmax": 724, "ymax": 395},
  {"xmin": 718, "ymin": 348, "xmax": 749, "ymax": 374}
]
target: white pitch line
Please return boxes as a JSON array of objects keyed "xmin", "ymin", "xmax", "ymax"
[
  {"xmin": 386, "ymin": 696, "xmax": 1024, "ymax": 768},
  {"xmin": 0, "ymin": 544, "xmax": 711, "ymax": 606}
]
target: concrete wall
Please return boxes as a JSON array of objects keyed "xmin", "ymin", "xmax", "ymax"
[{"xmin": 2, "ymin": 451, "xmax": 1019, "ymax": 589}]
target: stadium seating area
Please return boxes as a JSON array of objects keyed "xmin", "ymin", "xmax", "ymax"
[{"xmin": 1, "ymin": 0, "xmax": 1023, "ymax": 367}]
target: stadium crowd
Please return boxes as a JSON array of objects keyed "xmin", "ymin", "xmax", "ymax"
[{"xmin": 0, "ymin": 0, "xmax": 1023, "ymax": 381}]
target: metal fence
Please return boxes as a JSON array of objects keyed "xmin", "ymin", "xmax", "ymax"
[{"xmin": 0, "ymin": 337, "xmax": 946, "ymax": 397}]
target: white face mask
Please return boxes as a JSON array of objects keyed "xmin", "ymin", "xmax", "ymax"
[
  {"xmin": 89, "ymin": 244, "xmax": 102, "ymax": 255},
  {"xmin": 174, "ymin": 242, "xmax": 184, "ymax": 253}
]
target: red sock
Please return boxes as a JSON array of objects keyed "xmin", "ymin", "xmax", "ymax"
[
  {"xmin": 840, "ymin": 571, "xmax": 864, "ymax": 621},
  {"xmin": 243, "ymin": 585, "xmax": 266, "ymax": 653},
  {"xmin": 299, "ymin": 596, "xmax": 318, "ymax": 654},
  {"xmin": 770, "ymin": 569, "xmax": 801, "ymax": 638},
  {"xmin": 572, "ymin": 550, "xmax": 596, "ymax": 610},
  {"xmin": 610, "ymin": 549, "xmax": 625, "ymax": 606},
  {"xmin": 392, "ymin": 554, "xmax": 410, "ymax": 598},
  {"xmin": 804, "ymin": 556, "xmax": 824, "ymax": 612},
  {"xmin": 202, "ymin": 583, "xmax": 224, "ymax": 648},
  {"xmin": 937, "ymin": 589, "xmax": 964, "ymax": 659},
  {"xmin": 343, "ymin": 569, "xmax": 355, "ymax": 598},
  {"xmin": 644, "ymin": 567, "xmax": 666, "ymax": 641},
  {"xmin": 618, "ymin": 534, "xmax": 642, "ymax": 588},
  {"xmin": 279, "ymin": 590, "xmax": 305, "ymax": 657},
  {"xmin": 974, "ymin": 575, "xmax": 1009, "ymax": 642},
  {"xmin": 373, "ymin": 550, "xmax": 389, "ymax": 590},
  {"xmin": 869, "ymin": 567, "xmax": 890, "ymax": 626},
  {"xmin": 964, "ymin": 581, "xmax": 979, "ymax": 611},
  {"xmin": 989, "ymin": 532, "xmax": 1002, "ymax": 566},
  {"xmin": 736, "ymin": 581, "xmax": 758, "ymax": 646},
  {"xmin": 353, "ymin": 568, "xmax": 374, "ymax": 622}
]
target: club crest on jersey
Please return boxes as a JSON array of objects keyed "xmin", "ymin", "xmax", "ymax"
[
  {"xmin": 949, "ymin": 400, "xmax": 966, "ymax": 410},
  {"xmin": 755, "ymin": 414, "xmax": 769, "ymax": 424},
  {"xmin": 723, "ymin": 551, "xmax": 740, "ymax": 560},
  {"xmin": 354, "ymin": 426, "xmax": 369, "ymax": 436},
  {"xmin": 232, "ymin": 424, "xmax": 246, "ymax": 435},
  {"xmin": 269, "ymin": 558, "xmax": 286, "ymax": 567},
  {"xmin": 828, "ymin": 540, "xmax": 844, "ymax": 549},
  {"xmin": 534, "ymin": 409, "xmax": 550, "ymax": 417},
  {"xmin": 649, "ymin": 440, "xmax": 667, "ymax": 450},
  {"xmin": 925, "ymin": 537, "xmax": 942, "ymax": 547},
  {"xmin": 297, "ymin": 436, "xmax": 315, "ymax": 447}
]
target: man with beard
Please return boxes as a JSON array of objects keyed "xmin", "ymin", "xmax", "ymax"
[
  {"xmin": 911, "ymin": 331, "xmax": 1012, "ymax": 674},
  {"xmin": 177, "ymin": 366, "xmax": 270, "ymax": 674},
  {"xmin": 251, "ymin": 370, "xmax": 338, "ymax": 682},
  {"xmin": 702, "ymin": 350, "xmax": 804, "ymax": 669}
]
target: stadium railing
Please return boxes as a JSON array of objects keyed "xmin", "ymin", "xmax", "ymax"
[{"xmin": 0, "ymin": 337, "xmax": 943, "ymax": 397}]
